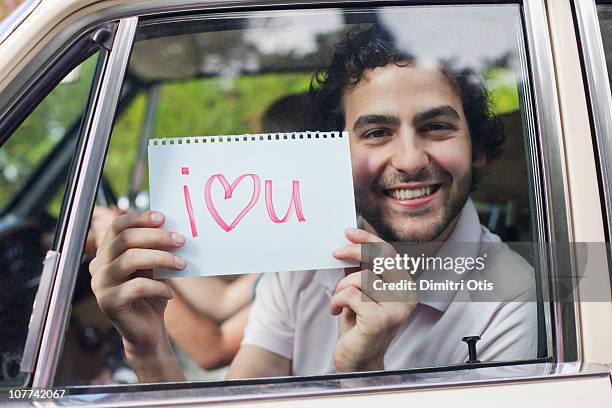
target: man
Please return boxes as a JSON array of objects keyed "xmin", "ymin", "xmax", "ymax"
[{"xmin": 90, "ymin": 26, "xmax": 536, "ymax": 382}]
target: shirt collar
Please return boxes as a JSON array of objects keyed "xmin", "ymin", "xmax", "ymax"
[
  {"xmin": 313, "ymin": 199, "xmax": 483, "ymax": 310},
  {"xmin": 443, "ymin": 198, "xmax": 481, "ymax": 245}
]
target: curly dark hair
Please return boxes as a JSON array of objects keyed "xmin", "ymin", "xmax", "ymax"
[{"xmin": 310, "ymin": 25, "xmax": 505, "ymax": 188}]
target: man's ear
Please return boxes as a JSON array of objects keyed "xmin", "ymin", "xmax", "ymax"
[{"xmin": 473, "ymin": 151, "xmax": 487, "ymax": 168}]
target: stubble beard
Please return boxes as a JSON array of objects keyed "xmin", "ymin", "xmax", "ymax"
[{"xmin": 355, "ymin": 168, "xmax": 473, "ymax": 243}]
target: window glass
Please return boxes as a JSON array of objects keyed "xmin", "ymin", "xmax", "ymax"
[
  {"xmin": 597, "ymin": 3, "xmax": 612, "ymax": 88},
  {"xmin": 0, "ymin": 55, "xmax": 98, "ymax": 211},
  {"xmin": 60, "ymin": 5, "xmax": 548, "ymax": 387},
  {"xmin": 0, "ymin": 52, "xmax": 100, "ymax": 387},
  {"xmin": 103, "ymin": 92, "xmax": 147, "ymax": 202}
]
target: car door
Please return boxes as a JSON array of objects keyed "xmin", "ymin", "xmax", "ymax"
[{"xmin": 0, "ymin": 0, "xmax": 610, "ymax": 406}]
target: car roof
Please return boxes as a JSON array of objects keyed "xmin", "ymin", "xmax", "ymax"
[
  {"xmin": 0, "ymin": 0, "xmax": 113, "ymax": 93},
  {"xmin": 0, "ymin": 0, "xmax": 298, "ymax": 93}
]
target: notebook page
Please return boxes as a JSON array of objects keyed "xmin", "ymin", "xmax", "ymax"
[{"xmin": 148, "ymin": 131, "xmax": 358, "ymax": 277}]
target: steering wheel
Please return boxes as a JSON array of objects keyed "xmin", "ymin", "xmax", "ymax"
[{"xmin": 0, "ymin": 217, "xmax": 51, "ymax": 383}]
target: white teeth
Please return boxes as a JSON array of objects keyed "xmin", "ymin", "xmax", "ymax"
[{"xmin": 389, "ymin": 186, "xmax": 433, "ymax": 200}]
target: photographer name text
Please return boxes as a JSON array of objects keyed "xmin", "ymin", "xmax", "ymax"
[{"xmin": 372, "ymin": 279, "xmax": 494, "ymax": 292}]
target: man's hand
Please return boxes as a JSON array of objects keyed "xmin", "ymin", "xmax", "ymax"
[
  {"xmin": 331, "ymin": 228, "xmax": 417, "ymax": 373},
  {"xmin": 91, "ymin": 206, "xmax": 124, "ymax": 248},
  {"xmin": 89, "ymin": 210, "xmax": 186, "ymax": 381},
  {"xmin": 85, "ymin": 206, "xmax": 123, "ymax": 255}
]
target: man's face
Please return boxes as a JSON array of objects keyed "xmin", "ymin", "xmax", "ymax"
[{"xmin": 343, "ymin": 63, "xmax": 483, "ymax": 242}]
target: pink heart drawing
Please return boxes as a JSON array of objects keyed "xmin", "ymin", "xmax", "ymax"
[{"xmin": 204, "ymin": 173, "xmax": 261, "ymax": 232}]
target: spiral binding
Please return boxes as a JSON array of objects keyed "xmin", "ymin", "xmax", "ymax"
[{"xmin": 148, "ymin": 131, "xmax": 347, "ymax": 146}]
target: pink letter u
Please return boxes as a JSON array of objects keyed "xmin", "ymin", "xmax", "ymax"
[{"xmin": 265, "ymin": 180, "xmax": 306, "ymax": 223}]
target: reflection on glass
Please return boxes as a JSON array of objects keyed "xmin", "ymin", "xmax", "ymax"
[{"xmin": 62, "ymin": 5, "xmax": 547, "ymax": 387}]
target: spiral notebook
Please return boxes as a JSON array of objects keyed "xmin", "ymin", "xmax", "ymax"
[{"xmin": 148, "ymin": 131, "xmax": 358, "ymax": 277}]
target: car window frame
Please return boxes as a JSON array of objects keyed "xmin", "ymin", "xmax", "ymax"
[
  {"xmin": 0, "ymin": 0, "xmax": 584, "ymax": 397},
  {"xmin": 26, "ymin": 18, "xmax": 137, "ymax": 388},
  {"xmin": 52, "ymin": 362, "xmax": 611, "ymax": 406},
  {"xmin": 573, "ymin": 0, "xmax": 612, "ymax": 280},
  {"xmin": 522, "ymin": 0, "xmax": 580, "ymax": 363},
  {"xmin": 0, "ymin": 31, "xmax": 108, "ymax": 390}
]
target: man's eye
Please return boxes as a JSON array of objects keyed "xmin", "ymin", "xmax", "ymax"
[
  {"xmin": 423, "ymin": 122, "xmax": 452, "ymax": 132},
  {"xmin": 363, "ymin": 129, "xmax": 391, "ymax": 139}
]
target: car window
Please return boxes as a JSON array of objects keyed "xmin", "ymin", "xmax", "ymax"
[
  {"xmin": 57, "ymin": 4, "xmax": 552, "ymax": 387},
  {"xmin": 0, "ymin": 55, "xmax": 98, "ymax": 216},
  {"xmin": 0, "ymin": 52, "xmax": 101, "ymax": 387}
]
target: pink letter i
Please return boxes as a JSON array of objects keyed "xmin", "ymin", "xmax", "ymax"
[{"xmin": 181, "ymin": 166, "xmax": 198, "ymax": 238}]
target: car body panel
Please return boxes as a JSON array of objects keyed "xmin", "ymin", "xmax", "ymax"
[
  {"xmin": 1, "ymin": 362, "xmax": 610, "ymax": 407},
  {"xmin": 0, "ymin": 0, "xmax": 610, "ymax": 406},
  {"xmin": 546, "ymin": 0, "xmax": 612, "ymax": 365}
]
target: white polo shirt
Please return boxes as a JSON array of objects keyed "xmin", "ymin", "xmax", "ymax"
[{"xmin": 242, "ymin": 199, "xmax": 538, "ymax": 375}]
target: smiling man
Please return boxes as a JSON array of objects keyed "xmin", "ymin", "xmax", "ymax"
[
  {"xmin": 346, "ymin": 65, "xmax": 478, "ymax": 244},
  {"xmin": 226, "ymin": 26, "xmax": 537, "ymax": 377},
  {"xmin": 90, "ymin": 25, "xmax": 537, "ymax": 382}
]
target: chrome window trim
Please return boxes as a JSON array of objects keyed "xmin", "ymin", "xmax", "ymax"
[
  {"xmin": 14, "ymin": 0, "xmax": 577, "ymax": 388},
  {"xmin": 58, "ymin": 362, "xmax": 610, "ymax": 406},
  {"xmin": 31, "ymin": 17, "xmax": 139, "ymax": 388},
  {"xmin": 574, "ymin": 0, "xmax": 612, "ymax": 245},
  {"xmin": 20, "ymin": 250, "xmax": 60, "ymax": 374},
  {"xmin": 522, "ymin": 0, "xmax": 580, "ymax": 362}
]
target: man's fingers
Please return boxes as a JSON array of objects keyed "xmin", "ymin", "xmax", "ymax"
[
  {"xmin": 335, "ymin": 271, "xmax": 363, "ymax": 294},
  {"xmin": 100, "ymin": 278, "xmax": 173, "ymax": 316},
  {"xmin": 120, "ymin": 277, "xmax": 174, "ymax": 301},
  {"xmin": 101, "ymin": 248, "xmax": 185, "ymax": 286},
  {"xmin": 344, "ymin": 228, "xmax": 386, "ymax": 244},
  {"xmin": 99, "ymin": 210, "xmax": 165, "ymax": 252},
  {"xmin": 336, "ymin": 269, "xmax": 412, "ymax": 303},
  {"xmin": 333, "ymin": 243, "xmax": 361, "ymax": 263},
  {"xmin": 333, "ymin": 228, "xmax": 396, "ymax": 265},
  {"xmin": 331, "ymin": 285, "xmax": 416, "ymax": 334},
  {"xmin": 330, "ymin": 286, "xmax": 378, "ymax": 317},
  {"xmin": 99, "ymin": 228, "xmax": 185, "ymax": 264},
  {"xmin": 335, "ymin": 270, "xmax": 385, "ymax": 302},
  {"xmin": 345, "ymin": 230, "xmax": 404, "ymax": 284},
  {"xmin": 380, "ymin": 266, "xmax": 413, "ymax": 286}
]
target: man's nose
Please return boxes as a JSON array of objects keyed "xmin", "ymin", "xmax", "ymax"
[{"xmin": 390, "ymin": 130, "xmax": 430, "ymax": 175}]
